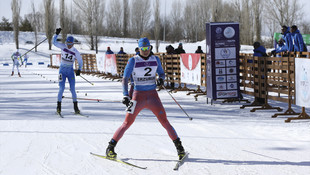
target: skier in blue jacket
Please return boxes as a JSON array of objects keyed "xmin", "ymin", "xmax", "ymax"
[
  {"xmin": 105, "ymin": 37, "xmax": 185, "ymax": 161},
  {"xmin": 53, "ymin": 28, "xmax": 83, "ymax": 115},
  {"xmin": 290, "ymin": 25, "xmax": 306, "ymax": 52}
]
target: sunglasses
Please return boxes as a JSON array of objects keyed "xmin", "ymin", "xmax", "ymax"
[{"xmin": 140, "ymin": 46, "xmax": 151, "ymax": 51}]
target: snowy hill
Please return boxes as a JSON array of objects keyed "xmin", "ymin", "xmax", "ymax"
[{"xmin": 0, "ymin": 31, "xmax": 309, "ymax": 175}]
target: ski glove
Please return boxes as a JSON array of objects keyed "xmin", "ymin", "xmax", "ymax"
[
  {"xmin": 122, "ymin": 96, "xmax": 131, "ymax": 106},
  {"xmin": 156, "ymin": 78, "xmax": 164, "ymax": 87},
  {"xmin": 76, "ymin": 69, "xmax": 81, "ymax": 76},
  {"xmin": 55, "ymin": 28, "xmax": 62, "ymax": 35}
]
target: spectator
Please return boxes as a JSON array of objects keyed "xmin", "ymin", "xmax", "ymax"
[
  {"xmin": 117, "ymin": 47, "xmax": 127, "ymax": 54},
  {"xmin": 253, "ymin": 42, "xmax": 267, "ymax": 57},
  {"xmin": 106, "ymin": 47, "xmax": 114, "ymax": 54},
  {"xmin": 290, "ymin": 25, "xmax": 306, "ymax": 52},
  {"xmin": 195, "ymin": 46, "xmax": 204, "ymax": 53},
  {"xmin": 281, "ymin": 25, "xmax": 293, "ymax": 52},
  {"xmin": 135, "ymin": 47, "xmax": 140, "ymax": 55},
  {"xmin": 166, "ymin": 45, "xmax": 175, "ymax": 54},
  {"xmin": 271, "ymin": 39, "xmax": 285, "ymax": 57},
  {"xmin": 174, "ymin": 43, "xmax": 185, "ymax": 54}
]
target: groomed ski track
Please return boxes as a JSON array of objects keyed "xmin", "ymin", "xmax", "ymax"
[{"xmin": 0, "ymin": 62, "xmax": 309, "ymax": 175}]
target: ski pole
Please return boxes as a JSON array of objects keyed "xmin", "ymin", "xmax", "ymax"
[
  {"xmin": 62, "ymin": 96, "xmax": 120, "ymax": 103},
  {"xmin": 162, "ymin": 85, "xmax": 193, "ymax": 120},
  {"xmin": 79, "ymin": 75, "xmax": 94, "ymax": 85},
  {"xmin": 20, "ymin": 38, "xmax": 48, "ymax": 58}
]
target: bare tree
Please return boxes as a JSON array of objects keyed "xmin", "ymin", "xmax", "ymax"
[
  {"xmin": 44, "ymin": 0, "xmax": 56, "ymax": 50},
  {"xmin": 211, "ymin": 0, "xmax": 222, "ymax": 22},
  {"xmin": 183, "ymin": 1, "xmax": 196, "ymax": 42},
  {"xmin": 167, "ymin": 0, "xmax": 183, "ymax": 42},
  {"xmin": 195, "ymin": 0, "xmax": 212, "ymax": 41},
  {"xmin": 265, "ymin": 0, "xmax": 303, "ymax": 27},
  {"xmin": 74, "ymin": 0, "xmax": 105, "ymax": 50},
  {"xmin": 93, "ymin": 0, "xmax": 105, "ymax": 53},
  {"xmin": 130, "ymin": 0, "xmax": 151, "ymax": 38},
  {"xmin": 30, "ymin": 1, "xmax": 38, "ymax": 52},
  {"xmin": 60, "ymin": 0, "xmax": 70, "ymax": 43},
  {"xmin": 123, "ymin": 0, "xmax": 129, "ymax": 37},
  {"xmin": 153, "ymin": 0, "xmax": 160, "ymax": 52},
  {"xmin": 11, "ymin": 0, "xmax": 21, "ymax": 49},
  {"xmin": 106, "ymin": 0, "xmax": 122, "ymax": 37},
  {"xmin": 252, "ymin": 0, "xmax": 262, "ymax": 42}
]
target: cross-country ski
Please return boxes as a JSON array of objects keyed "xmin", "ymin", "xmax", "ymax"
[{"xmin": 90, "ymin": 152, "xmax": 147, "ymax": 169}]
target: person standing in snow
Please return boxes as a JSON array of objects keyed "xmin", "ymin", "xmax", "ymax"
[
  {"xmin": 106, "ymin": 37, "xmax": 186, "ymax": 160},
  {"xmin": 53, "ymin": 28, "xmax": 83, "ymax": 115},
  {"xmin": 117, "ymin": 47, "xmax": 126, "ymax": 54},
  {"xmin": 290, "ymin": 25, "xmax": 306, "ymax": 52},
  {"xmin": 106, "ymin": 47, "xmax": 114, "ymax": 54},
  {"xmin": 281, "ymin": 25, "xmax": 293, "ymax": 54},
  {"xmin": 11, "ymin": 50, "xmax": 22, "ymax": 77}
]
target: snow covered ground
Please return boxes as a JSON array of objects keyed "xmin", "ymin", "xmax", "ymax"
[{"xmin": 0, "ymin": 32, "xmax": 310, "ymax": 175}]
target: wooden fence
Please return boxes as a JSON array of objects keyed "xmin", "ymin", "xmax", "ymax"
[{"xmin": 49, "ymin": 52, "xmax": 310, "ymax": 122}]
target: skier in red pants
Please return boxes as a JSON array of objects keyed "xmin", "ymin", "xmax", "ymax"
[{"xmin": 106, "ymin": 37, "xmax": 185, "ymax": 160}]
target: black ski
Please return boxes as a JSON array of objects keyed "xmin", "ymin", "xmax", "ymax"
[
  {"xmin": 55, "ymin": 112, "xmax": 64, "ymax": 118},
  {"xmin": 90, "ymin": 152, "xmax": 147, "ymax": 169},
  {"xmin": 72, "ymin": 112, "xmax": 89, "ymax": 118},
  {"xmin": 173, "ymin": 152, "xmax": 189, "ymax": 171}
]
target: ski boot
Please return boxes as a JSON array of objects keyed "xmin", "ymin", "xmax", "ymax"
[
  {"xmin": 11, "ymin": 71, "xmax": 14, "ymax": 76},
  {"xmin": 173, "ymin": 138, "xmax": 185, "ymax": 160},
  {"xmin": 56, "ymin": 101, "xmax": 61, "ymax": 114},
  {"xmin": 18, "ymin": 72, "xmax": 21, "ymax": 77},
  {"xmin": 106, "ymin": 139, "xmax": 117, "ymax": 159},
  {"xmin": 73, "ymin": 101, "xmax": 80, "ymax": 114}
]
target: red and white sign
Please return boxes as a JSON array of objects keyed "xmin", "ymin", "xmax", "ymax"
[
  {"xmin": 52, "ymin": 54, "xmax": 61, "ymax": 66},
  {"xmin": 180, "ymin": 53, "xmax": 201, "ymax": 85},
  {"xmin": 96, "ymin": 53, "xmax": 117, "ymax": 75}
]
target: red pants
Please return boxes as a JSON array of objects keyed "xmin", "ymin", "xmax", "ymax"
[{"xmin": 112, "ymin": 90, "xmax": 178, "ymax": 141}]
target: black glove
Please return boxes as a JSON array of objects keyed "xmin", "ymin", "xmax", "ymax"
[
  {"xmin": 55, "ymin": 28, "xmax": 62, "ymax": 35},
  {"xmin": 76, "ymin": 69, "xmax": 81, "ymax": 76},
  {"xmin": 122, "ymin": 96, "xmax": 131, "ymax": 106},
  {"xmin": 156, "ymin": 78, "xmax": 164, "ymax": 87}
]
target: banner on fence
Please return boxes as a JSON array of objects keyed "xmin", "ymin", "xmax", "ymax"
[
  {"xmin": 206, "ymin": 22, "xmax": 240, "ymax": 100},
  {"xmin": 96, "ymin": 53, "xmax": 117, "ymax": 75},
  {"xmin": 51, "ymin": 54, "xmax": 61, "ymax": 67},
  {"xmin": 295, "ymin": 58, "xmax": 310, "ymax": 107},
  {"xmin": 180, "ymin": 53, "xmax": 201, "ymax": 85}
]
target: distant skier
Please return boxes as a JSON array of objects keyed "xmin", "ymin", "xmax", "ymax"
[
  {"xmin": 105, "ymin": 37, "xmax": 186, "ymax": 160},
  {"xmin": 11, "ymin": 50, "xmax": 22, "ymax": 77},
  {"xmin": 23, "ymin": 53, "xmax": 29, "ymax": 67},
  {"xmin": 53, "ymin": 28, "xmax": 83, "ymax": 115}
]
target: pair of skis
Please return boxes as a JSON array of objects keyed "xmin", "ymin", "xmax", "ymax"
[
  {"xmin": 56, "ymin": 112, "xmax": 89, "ymax": 118},
  {"xmin": 90, "ymin": 152, "xmax": 189, "ymax": 171}
]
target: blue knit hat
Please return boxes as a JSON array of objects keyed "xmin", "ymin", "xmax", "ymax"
[{"xmin": 138, "ymin": 37, "xmax": 150, "ymax": 47}]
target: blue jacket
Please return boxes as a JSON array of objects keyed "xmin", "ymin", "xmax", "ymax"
[
  {"xmin": 282, "ymin": 27, "xmax": 293, "ymax": 52},
  {"xmin": 118, "ymin": 50, "xmax": 126, "ymax": 54},
  {"xmin": 106, "ymin": 50, "xmax": 114, "ymax": 54},
  {"xmin": 291, "ymin": 29, "xmax": 305, "ymax": 52},
  {"xmin": 274, "ymin": 42, "xmax": 285, "ymax": 53},
  {"xmin": 253, "ymin": 46, "xmax": 267, "ymax": 57}
]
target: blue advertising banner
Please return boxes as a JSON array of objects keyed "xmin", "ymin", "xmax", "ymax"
[{"xmin": 206, "ymin": 22, "xmax": 240, "ymax": 100}]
